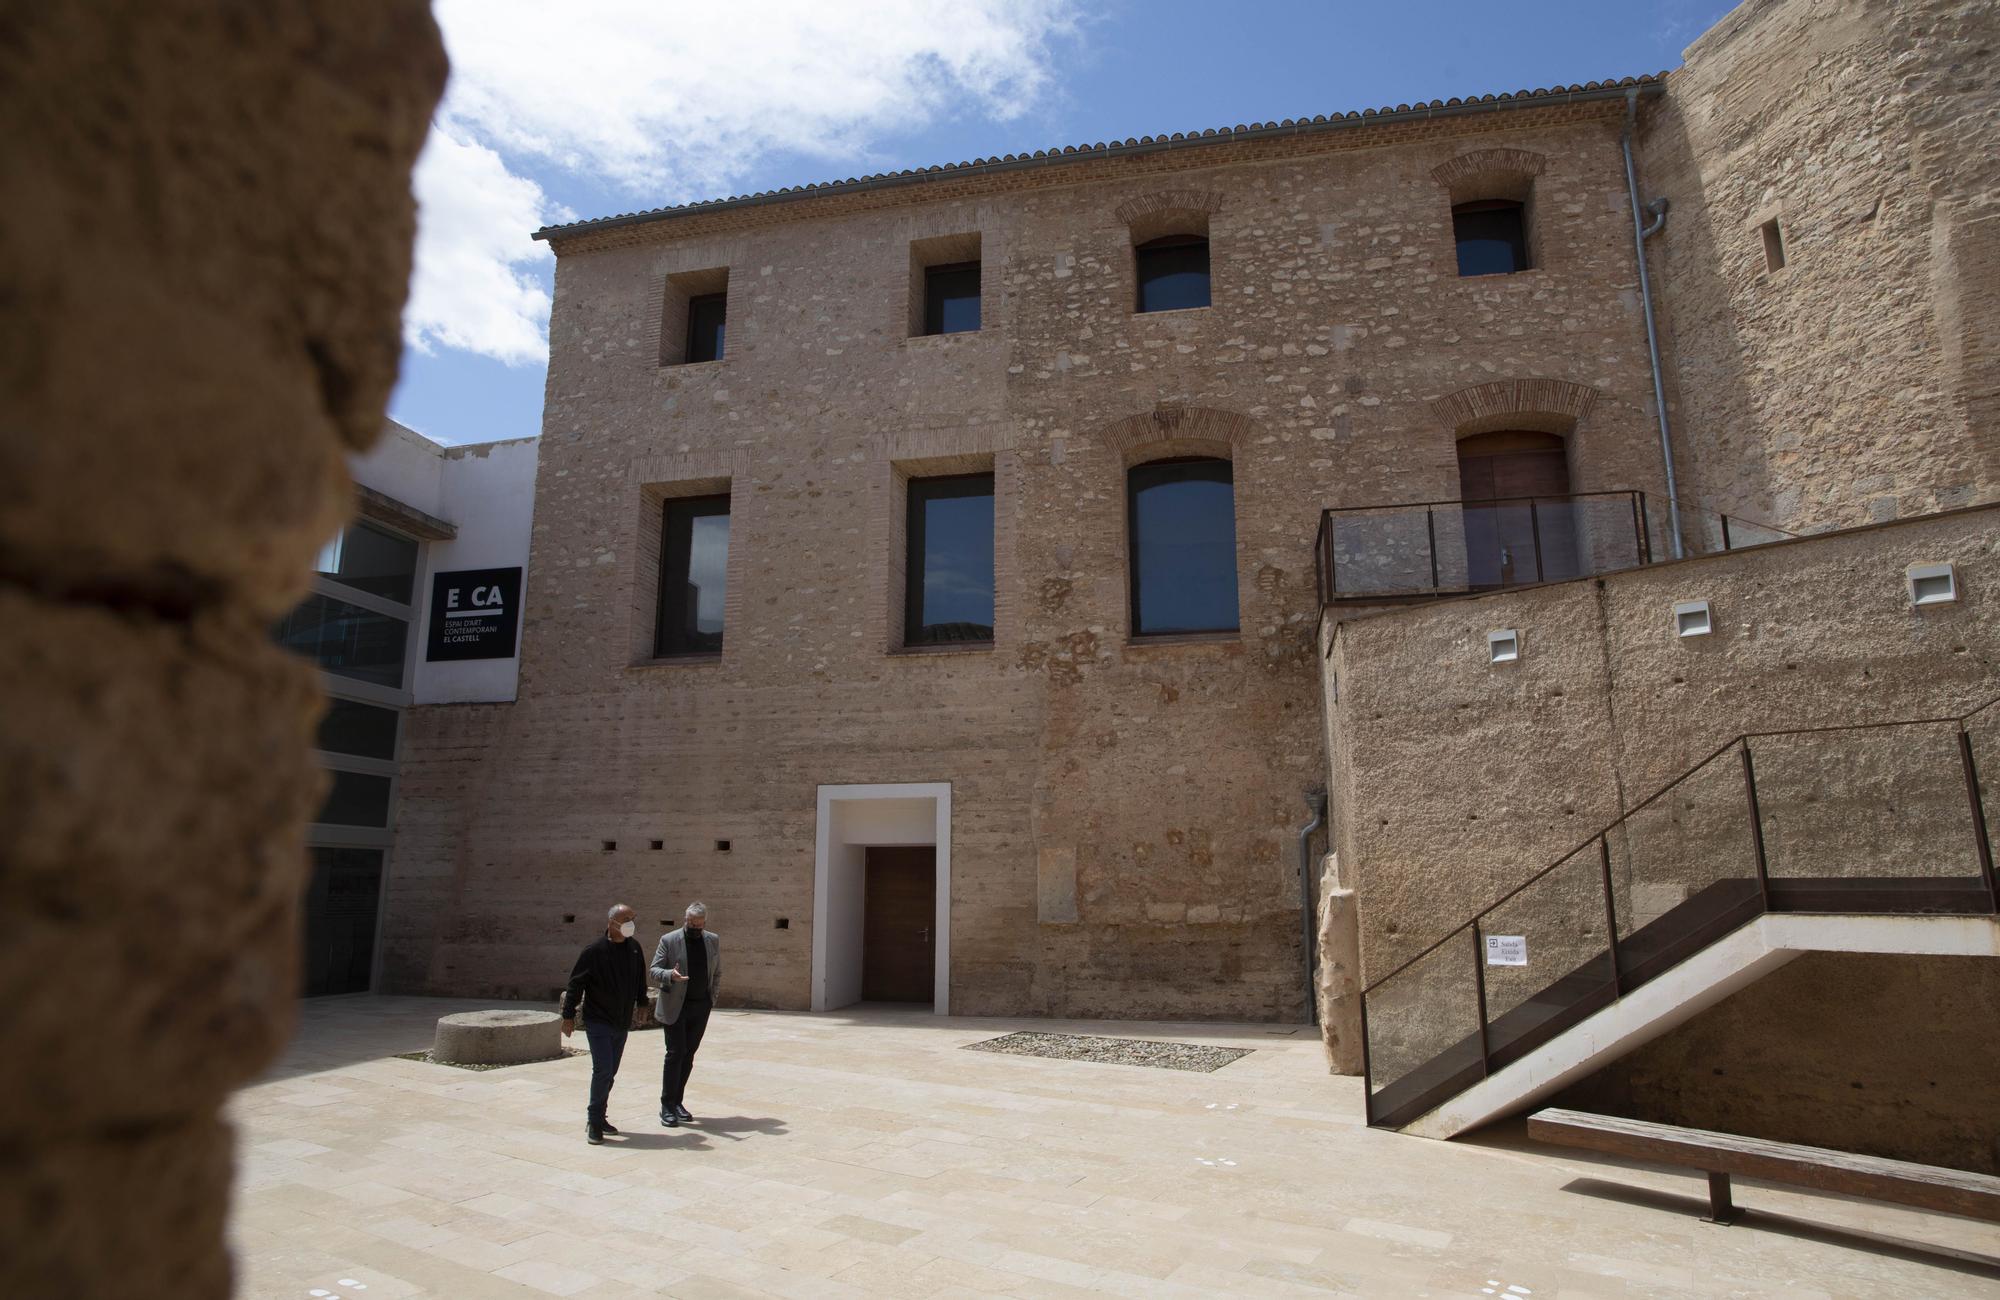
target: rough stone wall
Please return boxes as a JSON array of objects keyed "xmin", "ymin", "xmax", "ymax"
[
  {"xmin": 1323, "ymin": 506, "xmax": 1999, "ymax": 1158},
  {"xmin": 1640, "ymin": 0, "xmax": 2000, "ymax": 537},
  {"xmin": 0, "ymin": 5, "xmax": 444, "ymax": 1294},
  {"xmin": 385, "ymin": 105, "xmax": 1677, "ymax": 1020}
]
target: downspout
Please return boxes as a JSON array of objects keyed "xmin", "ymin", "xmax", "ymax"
[
  {"xmin": 1622, "ymin": 87, "xmax": 1685, "ymax": 560},
  {"xmin": 1297, "ymin": 788, "xmax": 1328, "ymax": 1025}
]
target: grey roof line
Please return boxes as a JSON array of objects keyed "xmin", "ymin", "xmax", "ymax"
[{"xmin": 532, "ymin": 75, "xmax": 1666, "ymax": 243}]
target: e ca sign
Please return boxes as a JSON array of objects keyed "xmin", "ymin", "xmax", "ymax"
[{"xmin": 426, "ymin": 567, "xmax": 522, "ymax": 662}]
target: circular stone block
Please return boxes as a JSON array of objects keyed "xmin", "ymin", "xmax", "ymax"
[{"xmin": 431, "ymin": 1010, "xmax": 563, "ymax": 1066}]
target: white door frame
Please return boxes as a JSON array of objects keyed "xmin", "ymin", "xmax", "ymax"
[{"xmin": 812, "ymin": 782, "xmax": 952, "ymax": 1013}]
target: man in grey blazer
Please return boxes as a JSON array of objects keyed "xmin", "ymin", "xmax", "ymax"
[{"xmin": 652, "ymin": 901, "xmax": 720, "ymax": 1127}]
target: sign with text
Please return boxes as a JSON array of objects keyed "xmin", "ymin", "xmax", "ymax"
[
  {"xmin": 1483, "ymin": 934, "xmax": 1529, "ymax": 967},
  {"xmin": 426, "ymin": 567, "xmax": 522, "ymax": 661}
]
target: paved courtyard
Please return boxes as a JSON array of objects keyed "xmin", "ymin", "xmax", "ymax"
[{"xmin": 231, "ymin": 997, "xmax": 1999, "ymax": 1298}]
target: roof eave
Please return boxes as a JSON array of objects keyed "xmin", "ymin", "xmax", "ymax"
[{"xmin": 531, "ymin": 78, "xmax": 1667, "ymax": 247}]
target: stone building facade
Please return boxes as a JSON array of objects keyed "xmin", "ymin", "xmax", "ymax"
[
  {"xmin": 382, "ymin": 0, "xmax": 1995, "ymax": 1074},
  {"xmin": 381, "ymin": 78, "xmax": 1684, "ymax": 1018}
]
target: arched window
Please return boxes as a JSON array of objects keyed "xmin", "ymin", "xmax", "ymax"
[
  {"xmin": 1452, "ymin": 200, "xmax": 1529, "ymax": 276},
  {"xmin": 1127, "ymin": 457, "xmax": 1238, "ymax": 635},
  {"xmin": 1135, "ymin": 234, "xmax": 1210, "ymax": 312}
]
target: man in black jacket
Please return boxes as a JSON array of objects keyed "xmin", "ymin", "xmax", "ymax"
[{"xmin": 562, "ymin": 902, "xmax": 667, "ymax": 1144}]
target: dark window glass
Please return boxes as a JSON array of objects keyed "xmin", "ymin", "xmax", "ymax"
[
  {"xmin": 1128, "ymin": 458, "xmax": 1239, "ymax": 636},
  {"xmin": 905, "ymin": 473, "xmax": 995, "ymax": 645},
  {"xmin": 316, "ymin": 521, "xmax": 417, "ymax": 604},
  {"xmin": 315, "ymin": 768, "xmax": 393, "ymax": 827},
  {"xmin": 1453, "ymin": 200, "xmax": 1529, "ymax": 276},
  {"xmin": 655, "ymin": 495, "xmax": 730, "ymax": 656},
  {"xmin": 316, "ymin": 697, "xmax": 400, "ymax": 760},
  {"xmin": 275, "ymin": 592, "xmax": 409, "ymax": 687},
  {"xmin": 1135, "ymin": 234, "xmax": 1210, "ymax": 312},
  {"xmin": 303, "ymin": 846, "xmax": 382, "ymax": 996},
  {"xmin": 686, "ymin": 292, "xmax": 726, "ymax": 362},
  {"xmin": 923, "ymin": 262, "xmax": 981, "ymax": 335}
]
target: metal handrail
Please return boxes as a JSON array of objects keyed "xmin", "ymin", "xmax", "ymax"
[
  {"xmin": 1359, "ymin": 693, "xmax": 2000, "ymax": 997},
  {"xmin": 1316, "ymin": 489, "xmax": 1652, "ymax": 603}
]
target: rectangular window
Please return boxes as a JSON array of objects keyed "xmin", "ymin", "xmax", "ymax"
[
  {"xmin": 654, "ymin": 495, "xmax": 731, "ymax": 656},
  {"xmin": 922, "ymin": 262, "xmax": 981, "ymax": 335},
  {"xmin": 905, "ymin": 473, "xmax": 995, "ymax": 645},
  {"xmin": 1760, "ymin": 218, "xmax": 1786, "ymax": 272},
  {"xmin": 1135, "ymin": 235, "xmax": 1211, "ymax": 312},
  {"xmin": 685, "ymin": 292, "xmax": 727, "ymax": 363},
  {"xmin": 1128, "ymin": 458, "xmax": 1239, "ymax": 636},
  {"xmin": 1453, "ymin": 201, "xmax": 1529, "ymax": 276},
  {"xmin": 275, "ymin": 591, "xmax": 410, "ymax": 688},
  {"xmin": 314, "ymin": 520, "xmax": 417, "ymax": 604},
  {"xmin": 316, "ymin": 697, "xmax": 400, "ymax": 760},
  {"xmin": 314, "ymin": 768, "xmax": 394, "ymax": 827}
]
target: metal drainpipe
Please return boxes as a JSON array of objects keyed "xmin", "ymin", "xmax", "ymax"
[
  {"xmin": 1297, "ymin": 789, "xmax": 1328, "ymax": 1026},
  {"xmin": 1622, "ymin": 87, "xmax": 1684, "ymax": 560}
]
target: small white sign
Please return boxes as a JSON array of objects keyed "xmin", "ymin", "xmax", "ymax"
[{"xmin": 1484, "ymin": 935, "xmax": 1528, "ymax": 966}]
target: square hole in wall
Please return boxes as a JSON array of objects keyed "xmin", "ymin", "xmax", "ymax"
[
  {"xmin": 715, "ymin": 839, "xmax": 732, "ymax": 852},
  {"xmin": 1907, "ymin": 562, "xmax": 1958, "ymax": 606},
  {"xmin": 775, "ymin": 917, "xmax": 789, "ymax": 930},
  {"xmin": 563, "ymin": 914, "xmax": 576, "ymax": 924},
  {"xmin": 1760, "ymin": 219, "xmax": 1786, "ymax": 272},
  {"xmin": 650, "ymin": 839, "xmax": 664, "ymax": 851},
  {"xmin": 1674, "ymin": 600, "xmax": 1713, "ymax": 637},
  {"xmin": 1487, "ymin": 629, "xmax": 1520, "ymax": 664},
  {"xmin": 601, "ymin": 840, "xmax": 617, "ymax": 852}
]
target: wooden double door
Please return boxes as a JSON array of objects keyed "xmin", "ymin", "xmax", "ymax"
[
  {"xmin": 862, "ymin": 846, "xmax": 936, "ymax": 1004},
  {"xmin": 1456, "ymin": 430, "xmax": 1578, "ymax": 588}
]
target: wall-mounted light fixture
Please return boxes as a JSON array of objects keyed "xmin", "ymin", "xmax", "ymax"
[
  {"xmin": 1674, "ymin": 600, "xmax": 1713, "ymax": 638},
  {"xmin": 1907, "ymin": 562, "xmax": 1958, "ymax": 607},
  {"xmin": 1487, "ymin": 629, "xmax": 1520, "ymax": 664}
]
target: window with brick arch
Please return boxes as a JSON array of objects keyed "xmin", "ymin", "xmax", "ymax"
[
  {"xmin": 1453, "ymin": 200, "xmax": 1530, "ymax": 276},
  {"xmin": 1127, "ymin": 457, "xmax": 1238, "ymax": 636}
]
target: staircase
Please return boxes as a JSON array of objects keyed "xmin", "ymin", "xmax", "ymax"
[{"xmin": 1358, "ymin": 698, "xmax": 2000, "ymax": 1137}]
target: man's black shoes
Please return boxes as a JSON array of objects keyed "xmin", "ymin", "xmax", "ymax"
[
  {"xmin": 660, "ymin": 1107, "xmax": 679, "ymax": 1127},
  {"xmin": 599, "ymin": 1121, "xmax": 620, "ymax": 1135},
  {"xmin": 586, "ymin": 1122, "xmax": 605, "ymax": 1145},
  {"xmin": 672, "ymin": 1104, "xmax": 694, "ymax": 1122}
]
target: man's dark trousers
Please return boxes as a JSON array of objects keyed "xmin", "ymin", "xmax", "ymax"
[
  {"xmin": 661, "ymin": 999, "xmax": 712, "ymax": 1110},
  {"xmin": 582, "ymin": 1020, "xmax": 629, "ymax": 1125}
]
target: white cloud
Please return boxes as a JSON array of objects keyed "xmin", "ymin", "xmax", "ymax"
[{"xmin": 407, "ymin": 0, "xmax": 1079, "ymax": 366}]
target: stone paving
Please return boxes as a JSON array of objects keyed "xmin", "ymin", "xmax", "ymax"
[{"xmin": 230, "ymin": 997, "xmax": 2000, "ymax": 1298}]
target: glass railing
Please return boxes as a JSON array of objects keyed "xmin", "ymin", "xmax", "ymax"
[{"xmin": 1358, "ymin": 697, "xmax": 1999, "ymax": 1129}]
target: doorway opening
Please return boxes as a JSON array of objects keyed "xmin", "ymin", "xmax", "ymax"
[
  {"xmin": 812, "ymin": 783, "xmax": 951, "ymax": 1013},
  {"xmin": 303, "ymin": 845, "xmax": 383, "ymax": 996},
  {"xmin": 1455, "ymin": 429, "xmax": 1579, "ymax": 587}
]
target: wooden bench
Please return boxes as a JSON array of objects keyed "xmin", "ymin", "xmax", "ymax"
[{"xmin": 1528, "ymin": 1108, "xmax": 2000, "ymax": 1226}]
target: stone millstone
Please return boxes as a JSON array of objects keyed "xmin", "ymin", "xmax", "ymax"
[{"xmin": 431, "ymin": 1010, "xmax": 563, "ymax": 1066}]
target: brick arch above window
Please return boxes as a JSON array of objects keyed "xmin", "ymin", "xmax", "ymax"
[
  {"xmin": 1428, "ymin": 378, "xmax": 1598, "ymax": 438},
  {"xmin": 1430, "ymin": 148, "xmax": 1547, "ymax": 204},
  {"xmin": 1097, "ymin": 403, "xmax": 1254, "ymax": 466},
  {"xmin": 1115, "ymin": 188, "xmax": 1224, "ymax": 244}
]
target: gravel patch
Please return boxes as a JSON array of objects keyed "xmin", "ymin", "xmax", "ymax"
[
  {"xmin": 392, "ymin": 1047, "xmax": 586, "ymax": 1071},
  {"xmin": 964, "ymin": 1031, "xmax": 1250, "ymax": 1073}
]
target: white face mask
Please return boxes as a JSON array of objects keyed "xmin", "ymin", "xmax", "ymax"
[{"xmin": 618, "ymin": 920, "xmax": 636, "ymax": 938}]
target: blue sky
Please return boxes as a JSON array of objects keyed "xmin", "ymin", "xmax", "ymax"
[{"xmin": 391, "ymin": 0, "xmax": 1733, "ymax": 447}]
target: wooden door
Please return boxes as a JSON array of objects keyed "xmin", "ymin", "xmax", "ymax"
[
  {"xmin": 1456, "ymin": 431, "xmax": 1575, "ymax": 587},
  {"xmin": 863, "ymin": 847, "xmax": 936, "ymax": 1003}
]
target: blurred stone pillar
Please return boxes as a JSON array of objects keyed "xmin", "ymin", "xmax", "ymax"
[
  {"xmin": 0, "ymin": 5, "xmax": 444, "ymax": 1294},
  {"xmin": 1316, "ymin": 853, "xmax": 1364, "ymax": 1075}
]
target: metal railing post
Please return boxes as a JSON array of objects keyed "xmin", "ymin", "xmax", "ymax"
[
  {"xmin": 1426, "ymin": 506, "xmax": 1439, "ymax": 591},
  {"xmin": 1598, "ymin": 833, "xmax": 1623, "ymax": 996},
  {"xmin": 1356, "ymin": 988, "xmax": 1375, "ymax": 1125},
  {"xmin": 1720, "ymin": 513, "xmax": 1733, "ymax": 551},
  {"xmin": 1470, "ymin": 924, "xmax": 1492, "ymax": 1077},
  {"xmin": 1529, "ymin": 498, "xmax": 1545, "ymax": 582},
  {"xmin": 1636, "ymin": 491, "xmax": 1652, "ymax": 565},
  {"xmin": 1958, "ymin": 728, "xmax": 1998, "ymax": 913},
  {"xmin": 1740, "ymin": 741, "xmax": 1771, "ymax": 909}
]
